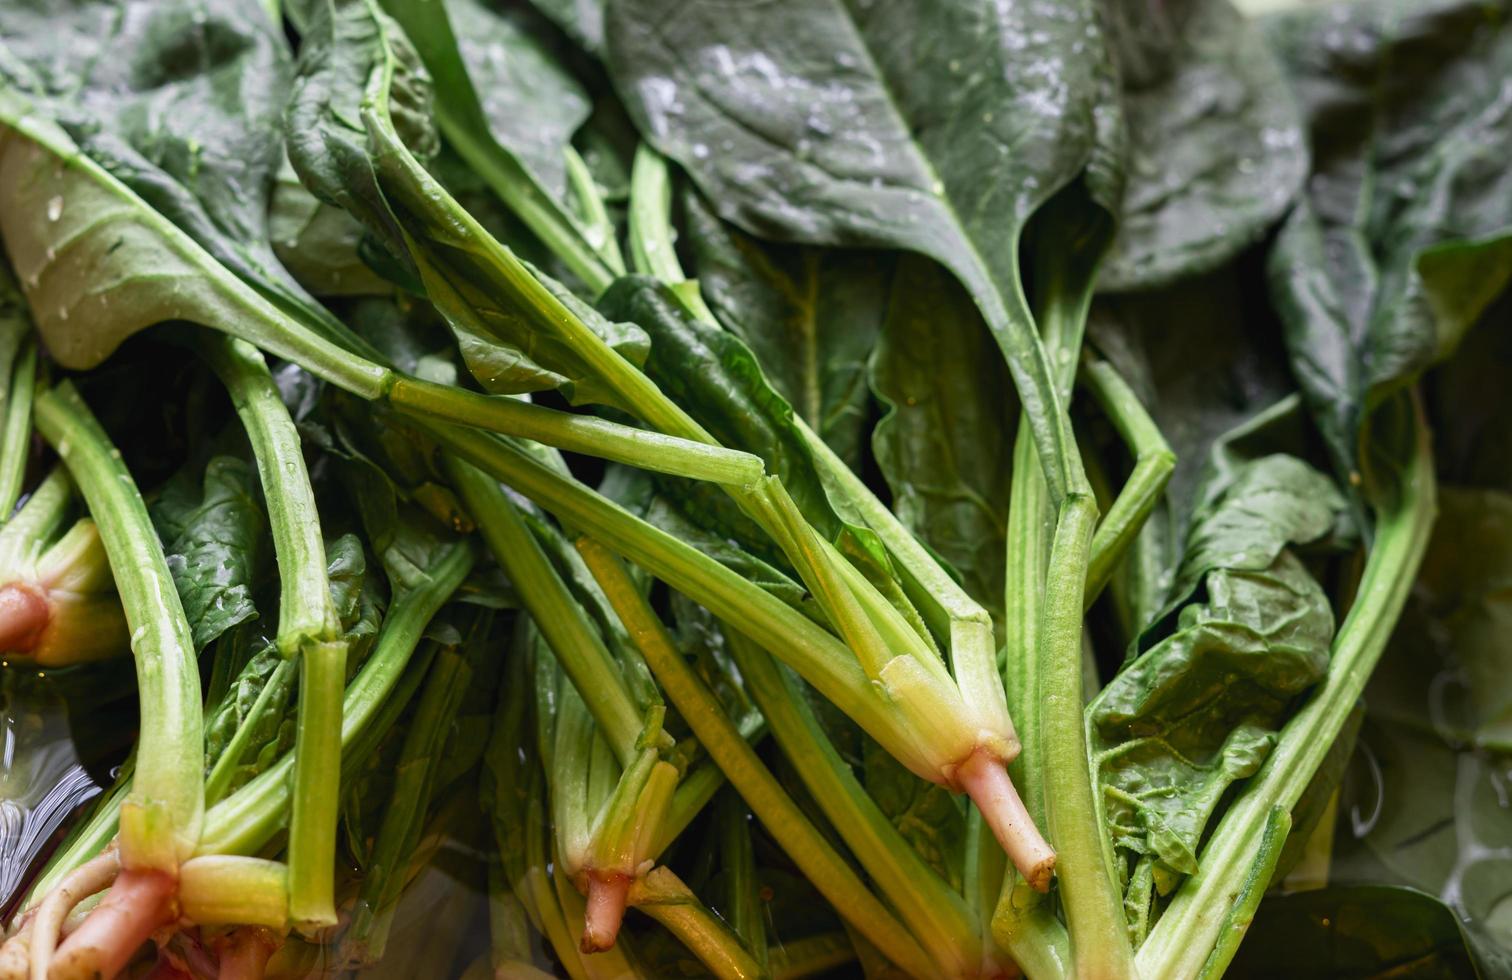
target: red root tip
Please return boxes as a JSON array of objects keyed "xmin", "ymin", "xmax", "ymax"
[
  {"xmin": 0, "ymin": 583, "xmax": 49, "ymax": 654},
  {"xmin": 957, "ymin": 749, "xmax": 1057, "ymax": 892},
  {"xmin": 51, "ymin": 868, "xmax": 177, "ymax": 980},
  {"xmin": 580, "ymin": 874, "xmax": 631, "ymax": 954}
]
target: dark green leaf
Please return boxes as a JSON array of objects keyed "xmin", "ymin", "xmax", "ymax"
[
  {"xmin": 1231, "ymin": 886, "xmax": 1482, "ymax": 980},
  {"xmin": 0, "ymin": 0, "xmax": 366, "ymax": 360},
  {"xmin": 1099, "ymin": 0, "xmax": 1306, "ymax": 290},
  {"xmin": 870, "ymin": 255, "xmax": 1015, "ymax": 621},
  {"xmin": 1265, "ymin": 0, "xmax": 1512, "ymax": 483},
  {"xmin": 606, "ymin": 0, "xmax": 1120, "ymax": 497},
  {"xmin": 289, "ymin": 0, "xmax": 645, "ymax": 404},
  {"xmin": 683, "ymin": 191, "xmax": 891, "ymax": 469},
  {"xmin": 153, "ymin": 455, "xmax": 269, "ymax": 651},
  {"xmin": 383, "ymin": 0, "xmax": 590, "ymax": 202},
  {"xmin": 527, "ymin": 0, "xmax": 604, "ymax": 55}
]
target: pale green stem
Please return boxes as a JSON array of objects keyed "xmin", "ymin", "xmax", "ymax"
[
  {"xmin": 178, "ymin": 856, "xmax": 289, "ymax": 927},
  {"xmin": 446, "ymin": 454, "xmax": 644, "ymax": 763},
  {"xmin": 1041, "ymin": 495, "xmax": 1134, "ymax": 980},
  {"xmin": 0, "ymin": 339, "xmax": 36, "ymax": 519},
  {"xmin": 629, "ymin": 868, "xmax": 766, "ymax": 980},
  {"xmin": 575, "ymin": 538, "xmax": 937, "ymax": 980},
  {"xmin": 195, "ymin": 543, "xmax": 473, "ymax": 857},
  {"xmin": 198, "ymin": 334, "xmax": 344, "ymax": 931},
  {"xmin": 35, "ymin": 382, "xmax": 202, "ymax": 872},
  {"xmin": 1080, "ymin": 358, "xmax": 1175, "ymax": 607}
]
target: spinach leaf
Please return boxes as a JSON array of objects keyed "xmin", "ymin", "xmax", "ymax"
[
  {"xmin": 1099, "ymin": 0, "xmax": 1306, "ymax": 290},
  {"xmin": 1089, "ymin": 454, "xmax": 1342, "ymax": 936},
  {"xmin": 152, "ymin": 455, "xmax": 269, "ymax": 651},
  {"xmin": 0, "ymin": 0, "xmax": 363, "ymax": 359},
  {"xmin": 288, "ymin": 0, "xmax": 647, "ymax": 405},
  {"xmin": 606, "ymin": 0, "xmax": 1120, "ymax": 498},
  {"xmin": 1231, "ymin": 886, "xmax": 1483, "ymax": 979},
  {"xmin": 527, "ymin": 0, "xmax": 605, "ymax": 55},
  {"xmin": 683, "ymin": 191, "xmax": 890, "ymax": 470},
  {"xmin": 270, "ymin": 154, "xmax": 393, "ymax": 298},
  {"xmin": 870, "ymin": 255, "xmax": 1016, "ymax": 622},
  {"xmin": 1265, "ymin": 0, "xmax": 1512, "ymax": 485}
]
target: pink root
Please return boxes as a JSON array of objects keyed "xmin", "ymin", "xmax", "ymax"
[
  {"xmin": 28, "ymin": 848, "xmax": 121, "ymax": 980},
  {"xmin": 957, "ymin": 749, "xmax": 1056, "ymax": 892},
  {"xmin": 0, "ymin": 584, "xmax": 48, "ymax": 654},
  {"xmin": 580, "ymin": 874, "xmax": 631, "ymax": 954},
  {"xmin": 49, "ymin": 868, "xmax": 177, "ymax": 979},
  {"xmin": 213, "ymin": 928, "xmax": 279, "ymax": 980}
]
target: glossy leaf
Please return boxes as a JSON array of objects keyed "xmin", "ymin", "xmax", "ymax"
[
  {"xmin": 1265, "ymin": 0, "xmax": 1512, "ymax": 482},
  {"xmin": 606, "ymin": 0, "xmax": 1120, "ymax": 498},
  {"xmin": 1099, "ymin": 0, "xmax": 1306, "ymax": 290},
  {"xmin": 1089, "ymin": 454, "xmax": 1342, "ymax": 933},
  {"xmin": 152, "ymin": 456, "xmax": 269, "ymax": 651}
]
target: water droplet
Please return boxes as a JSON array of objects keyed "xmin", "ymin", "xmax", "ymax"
[
  {"xmin": 692, "ymin": 143, "xmax": 710, "ymax": 160},
  {"xmin": 45, "ymin": 197, "xmax": 62, "ymax": 222}
]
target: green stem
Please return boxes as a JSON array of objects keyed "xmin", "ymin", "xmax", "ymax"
[
  {"xmin": 575, "ymin": 538, "xmax": 937, "ymax": 980},
  {"xmin": 627, "ymin": 145, "xmax": 716, "ymax": 324},
  {"xmin": 199, "ymin": 336, "xmax": 338, "ymax": 650},
  {"xmin": 350, "ymin": 636, "xmax": 477, "ymax": 959},
  {"xmin": 1080, "ymin": 358, "xmax": 1174, "ymax": 608},
  {"xmin": 0, "ymin": 339, "xmax": 35, "ymax": 519},
  {"xmin": 35, "ymin": 382, "xmax": 202, "ymax": 872},
  {"xmin": 434, "ymin": 104, "xmax": 618, "ymax": 296},
  {"xmin": 564, "ymin": 145, "xmax": 627, "ymax": 280},
  {"xmin": 1193, "ymin": 808, "xmax": 1291, "ymax": 980},
  {"xmin": 1040, "ymin": 494, "xmax": 1133, "ymax": 980},
  {"xmin": 198, "ymin": 334, "xmax": 344, "ymax": 931},
  {"xmin": 195, "ymin": 542, "xmax": 472, "ymax": 857},
  {"xmin": 715, "ymin": 790, "xmax": 767, "ymax": 972},
  {"xmin": 446, "ymin": 454, "xmax": 645, "ymax": 762},
  {"xmin": 629, "ymin": 867, "xmax": 766, "ymax": 980},
  {"xmin": 1135, "ymin": 399, "xmax": 1436, "ymax": 980},
  {"xmin": 724, "ymin": 630, "xmax": 979, "ymax": 979},
  {"xmin": 429, "ymin": 422, "xmax": 916, "ymax": 762},
  {"xmin": 178, "ymin": 856, "xmax": 289, "ymax": 927},
  {"xmin": 388, "ymin": 377, "xmax": 763, "ymax": 486}
]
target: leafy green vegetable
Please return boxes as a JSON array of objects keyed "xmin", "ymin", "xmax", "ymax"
[
  {"xmin": 606, "ymin": 0, "xmax": 1116, "ymax": 500},
  {"xmin": 1265, "ymin": 0, "xmax": 1512, "ymax": 484},
  {"xmin": 1099, "ymin": 0, "xmax": 1306, "ymax": 290}
]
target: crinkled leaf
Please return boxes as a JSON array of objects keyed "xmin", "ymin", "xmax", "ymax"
[
  {"xmin": 270, "ymin": 153, "xmax": 393, "ymax": 298},
  {"xmin": 153, "ymin": 455, "xmax": 269, "ymax": 651},
  {"xmin": 1099, "ymin": 0, "xmax": 1306, "ymax": 290},
  {"xmin": 1090, "ymin": 454, "xmax": 1341, "ymax": 931},
  {"xmin": 1265, "ymin": 0, "xmax": 1512, "ymax": 484},
  {"xmin": 202, "ymin": 643, "xmax": 296, "ymax": 794},
  {"xmin": 860, "ymin": 738, "xmax": 966, "ymax": 893},
  {"xmin": 382, "ymin": 0, "xmax": 590, "ymax": 202},
  {"xmin": 683, "ymin": 191, "xmax": 890, "ymax": 470}
]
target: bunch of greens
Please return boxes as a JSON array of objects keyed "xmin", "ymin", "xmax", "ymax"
[{"xmin": 0, "ymin": 0, "xmax": 1507, "ymax": 978}]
